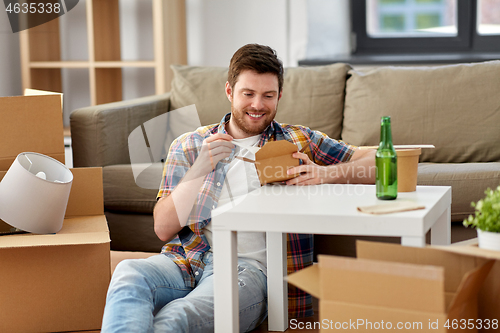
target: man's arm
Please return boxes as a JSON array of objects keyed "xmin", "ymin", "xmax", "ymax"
[
  {"xmin": 285, "ymin": 148, "xmax": 376, "ymax": 186},
  {"xmin": 154, "ymin": 133, "xmax": 234, "ymax": 242}
]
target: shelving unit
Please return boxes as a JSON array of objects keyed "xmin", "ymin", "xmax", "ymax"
[{"xmin": 19, "ymin": 0, "xmax": 186, "ymax": 116}]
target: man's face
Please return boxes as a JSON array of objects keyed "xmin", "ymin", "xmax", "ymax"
[{"xmin": 225, "ymin": 70, "xmax": 282, "ymax": 139}]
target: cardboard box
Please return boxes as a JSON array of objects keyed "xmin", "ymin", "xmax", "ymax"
[
  {"xmin": 240, "ymin": 140, "xmax": 300, "ymax": 185},
  {"xmin": 434, "ymin": 239, "xmax": 500, "ymax": 327},
  {"xmin": 0, "ymin": 91, "xmax": 65, "ymax": 234},
  {"xmin": 0, "ymin": 94, "xmax": 65, "ymax": 171},
  {"xmin": 288, "ymin": 241, "xmax": 498, "ymax": 332},
  {"xmin": 0, "ymin": 167, "xmax": 110, "ymax": 333}
]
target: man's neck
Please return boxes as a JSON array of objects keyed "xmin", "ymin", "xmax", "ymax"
[{"xmin": 226, "ymin": 118, "xmax": 253, "ymax": 139}]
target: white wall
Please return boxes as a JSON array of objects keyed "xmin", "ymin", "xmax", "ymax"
[
  {"xmin": 187, "ymin": 0, "xmax": 293, "ymax": 67},
  {"xmin": 306, "ymin": 0, "xmax": 351, "ymax": 59},
  {"xmin": 0, "ymin": 10, "xmax": 22, "ymax": 97}
]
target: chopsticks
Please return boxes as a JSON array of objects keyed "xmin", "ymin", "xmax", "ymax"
[{"xmin": 234, "ymin": 138, "xmax": 324, "ymax": 163}]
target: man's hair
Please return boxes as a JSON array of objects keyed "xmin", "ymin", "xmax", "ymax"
[{"xmin": 228, "ymin": 44, "xmax": 284, "ymax": 94}]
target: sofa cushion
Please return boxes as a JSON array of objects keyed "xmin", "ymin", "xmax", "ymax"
[
  {"xmin": 417, "ymin": 162, "xmax": 500, "ymax": 222},
  {"xmin": 170, "ymin": 64, "xmax": 351, "ymax": 139},
  {"xmin": 170, "ymin": 66, "xmax": 229, "ymax": 127},
  {"xmin": 103, "ymin": 164, "xmax": 160, "ymax": 214},
  {"xmin": 343, "ymin": 61, "xmax": 500, "ymax": 163}
]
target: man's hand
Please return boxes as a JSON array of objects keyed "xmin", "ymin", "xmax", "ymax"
[
  {"xmin": 191, "ymin": 133, "xmax": 234, "ymax": 177},
  {"xmin": 154, "ymin": 133, "xmax": 234, "ymax": 242},
  {"xmin": 285, "ymin": 148, "xmax": 376, "ymax": 186},
  {"xmin": 286, "ymin": 152, "xmax": 330, "ymax": 185}
]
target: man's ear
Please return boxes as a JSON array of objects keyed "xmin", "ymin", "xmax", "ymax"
[
  {"xmin": 278, "ymin": 90, "xmax": 283, "ymax": 101},
  {"xmin": 225, "ymin": 82, "xmax": 233, "ymax": 102}
]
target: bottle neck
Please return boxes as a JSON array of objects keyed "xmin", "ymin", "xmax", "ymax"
[{"xmin": 379, "ymin": 120, "xmax": 394, "ymax": 149}]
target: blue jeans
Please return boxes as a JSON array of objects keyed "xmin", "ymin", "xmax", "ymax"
[{"xmin": 101, "ymin": 252, "xmax": 267, "ymax": 332}]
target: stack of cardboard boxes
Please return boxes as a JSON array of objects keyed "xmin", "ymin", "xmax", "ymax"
[{"xmin": 0, "ymin": 93, "xmax": 110, "ymax": 332}]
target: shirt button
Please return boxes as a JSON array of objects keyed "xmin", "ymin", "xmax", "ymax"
[
  {"xmin": 212, "ymin": 205, "xmax": 215, "ymax": 209},
  {"xmin": 195, "ymin": 271, "xmax": 199, "ymax": 276},
  {"xmin": 217, "ymin": 182, "xmax": 221, "ymax": 186}
]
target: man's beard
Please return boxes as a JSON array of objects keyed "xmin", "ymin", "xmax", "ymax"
[{"xmin": 230, "ymin": 104, "xmax": 277, "ymax": 136}]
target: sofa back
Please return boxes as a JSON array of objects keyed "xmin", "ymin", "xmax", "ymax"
[
  {"xmin": 169, "ymin": 61, "xmax": 500, "ymax": 164},
  {"xmin": 169, "ymin": 63, "xmax": 351, "ymax": 140},
  {"xmin": 342, "ymin": 61, "xmax": 500, "ymax": 163}
]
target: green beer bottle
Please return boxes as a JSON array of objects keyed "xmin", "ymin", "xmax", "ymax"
[{"xmin": 376, "ymin": 116, "xmax": 397, "ymax": 200}]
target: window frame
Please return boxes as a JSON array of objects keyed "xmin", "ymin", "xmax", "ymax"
[{"xmin": 352, "ymin": 0, "xmax": 500, "ymax": 54}]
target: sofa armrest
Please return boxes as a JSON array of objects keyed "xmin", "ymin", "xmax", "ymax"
[{"xmin": 70, "ymin": 93, "xmax": 171, "ymax": 167}]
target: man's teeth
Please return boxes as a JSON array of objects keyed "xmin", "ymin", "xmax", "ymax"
[{"xmin": 248, "ymin": 113, "xmax": 264, "ymax": 118}]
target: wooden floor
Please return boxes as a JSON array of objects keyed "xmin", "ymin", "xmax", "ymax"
[{"xmin": 83, "ymin": 224, "xmax": 476, "ymax": 333}]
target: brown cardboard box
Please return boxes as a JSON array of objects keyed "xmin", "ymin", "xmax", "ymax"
[
  {"xmin": 0, "ymin": 167, "xmax": 110, "ymax": 333},
  {"xmin": 288, "ymin": 241, "xmax": 498, "ymax": 332},
  {"xmin": 434, "ymin": 239, "xmax": 500, "ymax": 329},
  {"xmin": 240, "ymin": 140, "xmax": 300, "ymax": 185},
  {"xmin": 0, "ymin": 94, "xmax": 65, "ymax": 171}
]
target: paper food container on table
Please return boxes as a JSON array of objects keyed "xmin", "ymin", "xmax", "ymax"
[
  {"xmin": 241, "ymin": 140, "xmax": 300, "ymax": 185},
  {"xmin": 287, "ymin": 240, "xmax": 498, "ymax": 332},
  {"xmin": 0, "ymin": 167, "xmax": 110, "ymax": 333}
]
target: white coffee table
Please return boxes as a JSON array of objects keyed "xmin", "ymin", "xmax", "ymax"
[{"xmin": 212, "ymin": 184, "xmax": 451, "ymax": 332}]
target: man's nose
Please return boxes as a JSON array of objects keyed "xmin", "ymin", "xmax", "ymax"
[{"xmin": 251, "ymin": 96, "xmax": 265, "ymax": 110}]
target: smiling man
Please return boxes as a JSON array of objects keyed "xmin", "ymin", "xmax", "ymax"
[{"xmin": 101, "ymin": 44, "xmax": 375, "ymax": 332}]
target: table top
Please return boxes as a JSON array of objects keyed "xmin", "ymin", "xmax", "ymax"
[{"xmin": 211, "ymin": 184, "xmax": 451, "ymax": 237}]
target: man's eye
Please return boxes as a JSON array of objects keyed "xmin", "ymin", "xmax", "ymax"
[
  {"xmin": 244, "ymin": 93, "xmax": 253, "ymax": 97},
  {"xmin": 265, "ymin": 95, "xmax": 274, "ymax": 99}
]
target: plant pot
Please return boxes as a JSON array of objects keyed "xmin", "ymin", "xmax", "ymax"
[{"xmin": 477, "ymin": 229, "xmax": 500, "ymax": 251}]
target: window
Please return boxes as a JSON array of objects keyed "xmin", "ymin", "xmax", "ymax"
[{"xmin": 352, "ymin": 0, "xmax": 500, "ymax": 53}]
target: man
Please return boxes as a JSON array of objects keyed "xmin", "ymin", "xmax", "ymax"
[{"xmin": 101, "ymin": 44, "xmax": 375, "ymax": 332}]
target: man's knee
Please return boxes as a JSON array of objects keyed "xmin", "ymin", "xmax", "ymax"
[{"xmin": 113, "ymin": 259, "xmax": 145, "ymax": 277}]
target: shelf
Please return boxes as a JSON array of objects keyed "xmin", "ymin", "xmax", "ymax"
[
  {"xmin": 30, "ymin": 61, "xmax": 91, "ymax": 68},
  {"xmin": 94, "ymin": 61, "xmax": 156, "ymax": 68},
  {"xmin": 29, "ymin": 61, "xmax": 156, "ymax": 69},
  {"xmin": 20, "ymin": 0, "xmax": 187, "ymax": 127}
]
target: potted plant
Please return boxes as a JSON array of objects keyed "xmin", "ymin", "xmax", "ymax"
[{"xmin": 463, "ymin": 185, "xmax": 500, "ymax": 250}]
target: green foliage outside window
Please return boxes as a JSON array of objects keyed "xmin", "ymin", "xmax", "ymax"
[
  {"xmin": 416, "ymin": 14, "xmax": 440, "ymax": 29},
  {"xmin": 380, "ymin": 0, "xmax": 406, "ymax": 4},
  {"xmin": 381, "ymin": 15, "xmax": 405, "ymax": 31},
  {"xmin": 415, "ymin": 0, "xmax": 442, "ymax": 4}
]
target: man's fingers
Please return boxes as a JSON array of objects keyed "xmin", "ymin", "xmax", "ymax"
[
  {"xmin": 292, "ymin": 152, "xmax": 312, "ymax": 164},
  {"xmin": 205, "ymin": 133, "xmax": 233, "ymax": 143},
  {"xmin": 286, "ymin": 171, "xmax": 314, "ymax": 185},
  {"xmin": 287, "ymin": 164, "xmax": 312, "ymax": 176},
  {"xmin": 209, "ymin": 144, "xmax": 233, "ymax": 157}
]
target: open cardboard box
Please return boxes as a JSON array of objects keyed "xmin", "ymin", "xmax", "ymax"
[
  {"xmin": 288, "ymin": 241, "xmax": 499, "ymax": 332},
  {"xmin": 0, "ymin": 167, "xmax": 110, "ymax": 333},
  {"xmin": 240, "ymin": 140, "xmax": 300, "ymax": 185}
]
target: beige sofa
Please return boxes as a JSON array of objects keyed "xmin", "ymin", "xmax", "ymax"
[{"xmin": 70, "ymin": 61, "xmax": 500, "ymax": 253}]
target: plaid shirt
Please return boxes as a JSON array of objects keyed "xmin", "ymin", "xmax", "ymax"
[{"xmin": 157, "ymin": 113, "xmax": 355, "ymax": 318}]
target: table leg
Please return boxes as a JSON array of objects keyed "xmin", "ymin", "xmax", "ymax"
[
  {"xmin": 401, "ymin": 236, "xmax": 426, "ymax": 247},
  {"xmin": 431, "ymin": 206, "xmax": 451, "ymax": 245},
  {"xmin": 214, "ymin": 229, "xmax": 239, "ymax": 333},
  {"xmin": 266, "ymin": 232, "xmax": 288, "ymax": 332}
]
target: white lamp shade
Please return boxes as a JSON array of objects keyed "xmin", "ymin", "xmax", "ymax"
[{"xmin": 0, "ymin": 152, "xmax": 73, "ymax": 234}]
